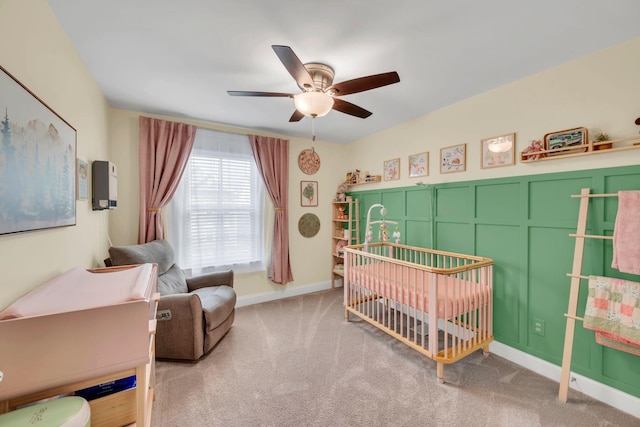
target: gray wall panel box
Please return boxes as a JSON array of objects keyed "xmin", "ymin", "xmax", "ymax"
[{"xmin": 92, "ymin": 160, "xmax": 117, "ymax": 210}]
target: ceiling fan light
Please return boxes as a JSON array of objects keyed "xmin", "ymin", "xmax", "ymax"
[
  {"xmin": 293, "ymin": 91, "xmax": 334, "ymax": 118},
  {"xmin": 487, "ymin": 136, "xmax": 512, "ymax": 153}
]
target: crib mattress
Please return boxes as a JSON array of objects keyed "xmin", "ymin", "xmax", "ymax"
[{"xmin": 347, "ymin": 263, "xmax": 489, "ymax": 318}]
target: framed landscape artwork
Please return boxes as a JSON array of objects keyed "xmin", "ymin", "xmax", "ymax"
[{"xmin": 0, "ymin": 66, "xmax": 77, "ymax": 235}]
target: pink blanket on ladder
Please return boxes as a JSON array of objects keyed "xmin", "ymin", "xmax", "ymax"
[
  {"xmin": 611, "ymin": 190, "xmax": 640, "ymax": 275},
  {"xmin": 584, "ymin": 276, "xmax": 640, "ymax": 356}
]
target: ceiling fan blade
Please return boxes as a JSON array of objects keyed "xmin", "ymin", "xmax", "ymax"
[
  {"xmin": 331, "ymin": 98, "xmax": 372, "ymax": 119},
  {"xmin": 272, "ymin": 45, "xmax": 315, "ymax": 90},
  {"xmin": 289, "ymin": 110, "xmax": 305, "ymax": 122},
  {"xmin": 227, "ymin": 91, "xmax": 293, "ymax": 97},
  {"xmin": 328, "ymin": 71, "xmax": 400, "ymax": 96}
]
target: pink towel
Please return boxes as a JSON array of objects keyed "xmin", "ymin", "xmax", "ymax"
[{"xmin": 611, "ymin": 191, "xmax": 640, "ymax": 275}]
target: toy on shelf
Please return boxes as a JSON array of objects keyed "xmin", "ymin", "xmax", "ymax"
[
  {"xmin": 521, "ymin": 140, "xmax": 544, "ymax": 161},
  {"xmin": 337, "ymin": 204, "xmax": 347, "ymax": 219},
  {"xmin": 336, "ymin": 183, "xmax": 349, "ymax": 202}
]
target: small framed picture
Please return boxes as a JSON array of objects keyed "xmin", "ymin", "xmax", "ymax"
[
  {"xmin": 440, "ymin": 143, "xmax": 466, "ymax": 174},
  {"xmin": 544, "ymin": 127, "xmax": 588, "ymax": 156},
  {"xmin": 76, "ymin": 158, "xmax": 88, "ymax": 201},
  {"xmin": 383, "ymin": 158, "xmax": 400, "ymax": 181},
  {"xmin": 300, "ymin": 180, "xmax": 318, "ymax": 207},
  {"xmin": 481, "ymin": 133, "xmax": 515, "ymax": 169},
  {"xmin": 408, "ymin": 152, "xmax": 429, "ymax": 178}
]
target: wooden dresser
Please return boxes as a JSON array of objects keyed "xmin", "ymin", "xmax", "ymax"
[{"xmin": 0, "ymin": 264, "xmax": 159, "ymax": 427}]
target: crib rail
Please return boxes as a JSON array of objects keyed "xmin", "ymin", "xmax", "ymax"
[
  {"xmin": 343, "ymin": 242, "xmax": 494, "ymax": 383},
  {"xmin": 347, "ymin": 242, "xmax": 494, "ymax": 273}
]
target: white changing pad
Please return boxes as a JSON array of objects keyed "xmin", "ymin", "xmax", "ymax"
[{"xmin": 0, "ymin": 264, "xmax": 153, "ymax": 320}]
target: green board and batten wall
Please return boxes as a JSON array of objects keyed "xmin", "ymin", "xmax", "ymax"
[{"xmin": 349, "ymin": 164, "xmax": 640, "ymax": 398}]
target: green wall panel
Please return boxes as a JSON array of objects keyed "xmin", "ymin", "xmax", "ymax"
[
  {"xmin": 436, "ymin": 186, "xmax": 470, "ymax": 219},
  {"xmin": 349, "ymin": 165, "xmax": 640, "ymax": 397},
  {"xmin": 475, "ymin": 183, "xmax": 520, "ymax": 223},
  {"xmin": 603, "ymin": 347, "xmax": 640, "ymax": 389},
  {"xmin": 476, "ymin": 224, "xmax": 520, "ymax": 343},
  {"xmin": 357, "ymin": 192, "xmax": 382, "ymax": 242},
  {"xmin": 381, "ymin": 190, "xmax": 405, "ymax": 217},
  {"xmin": 604, "ymin": 173, "xmax": 640, "ymax": 222},
  {"xmin": 435, "ymin": 222, "xmax": 473, "ymax": 254},
  {"xmin": 528, "ymin": 177, "xmax": 592, "ymax": 223},
  {"xmin": 359, "ymin": 192, "xmax": 382, "ymax": 216},
  {"xmin": 405, "ymin": 220, "xmax": 431, "ymax": 248},
  {"xmin": 528, "ymin": 227, "xmax": 578, "ymax": 361},
  {"xmin": 406, "ymin": 187, "xmax": 432, "ymax": 220}
]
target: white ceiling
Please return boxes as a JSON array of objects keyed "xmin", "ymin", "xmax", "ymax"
[{"xmin": 46, "ymin": 0, "xmax": 640, "ymax": 145}]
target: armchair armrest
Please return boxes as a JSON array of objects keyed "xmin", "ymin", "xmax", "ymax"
[
  {"xmin": 186, "ymin": 270, "xmax": 234, "ymax": 292},
  {"xmin": 156, "ymin": 293, "xmax": 205, "ymax": 360}
]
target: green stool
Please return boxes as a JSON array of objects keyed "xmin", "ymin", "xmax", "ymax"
[{"xmin": 0, "ymin": 396, "xmax": 90, "ymax": 426}]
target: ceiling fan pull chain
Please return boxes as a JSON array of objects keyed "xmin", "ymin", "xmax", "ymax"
[{"xmin": 312, "ymin": 116, "xmax": 316, "ymax": 141}]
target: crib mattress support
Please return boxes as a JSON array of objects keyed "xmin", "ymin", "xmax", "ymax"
[{"xmin": 345, "ymin": 304, "xmax": 492, "ymax": 382}]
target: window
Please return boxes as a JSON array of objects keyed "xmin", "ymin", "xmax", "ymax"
[{"xmin": 168, "ymin": 128, "xmax": 264, "ymax": 274}]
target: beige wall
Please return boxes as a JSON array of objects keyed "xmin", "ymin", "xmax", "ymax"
[
  {"xmin": 1, "ymin": 0, "xmax": 638, "ymax": 308},
  {"xmin": 346, "ymin": 36, "xmax": 640, "ymax": 187},
  {"xmin": 109, "ymin": 109, "xmax": 348, "ymax": 298},
  {"xmin": 0, "ymin": 0, "xmax": 112, "ymax": 309}
]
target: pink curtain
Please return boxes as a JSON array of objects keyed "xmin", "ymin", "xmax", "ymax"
[
  {"xmin": 138, "ymin": 116, "xmax": 196, "ymax": 243},
  {"xmin": 249, "ymin": 135, "xmax": 294, "ymax": 284}
]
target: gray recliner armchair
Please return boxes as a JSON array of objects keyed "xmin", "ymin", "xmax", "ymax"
[{"xmin": 106, "ymin": 239, "xmax": 236, "ymax": 361}]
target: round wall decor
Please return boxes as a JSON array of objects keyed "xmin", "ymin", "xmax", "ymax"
[
  {"xmin": 298, "ymin": 148, "xmax": 320, "ymax": 175},
  {"xmin": 298, "ymin": 213, "xmax": 320, "ymax": 238}
]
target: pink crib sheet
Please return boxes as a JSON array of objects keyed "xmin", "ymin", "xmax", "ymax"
[{"xmin": 348, "ymin": 263, "xmax": 489, "ymax": 318}]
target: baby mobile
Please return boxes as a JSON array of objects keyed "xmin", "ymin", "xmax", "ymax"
[{"xmin": 364, "ymin": 204, "xmax": 401, "ymax": 251}]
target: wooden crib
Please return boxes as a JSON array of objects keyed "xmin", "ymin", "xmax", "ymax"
[{"xmin": 343, "ymin": 242, "xmax": 494, "ymax": 383}]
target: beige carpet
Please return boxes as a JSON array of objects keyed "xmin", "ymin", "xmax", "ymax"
[{"xmin": 151, "ymin": 287, "xmax": 638, "ymax": 426}]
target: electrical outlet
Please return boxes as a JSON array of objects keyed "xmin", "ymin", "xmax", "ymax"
[{"xmin": 532, "ymin": 318, "xmax": 545, "ymax": 336}]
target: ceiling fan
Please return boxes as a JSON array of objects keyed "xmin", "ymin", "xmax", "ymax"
[{"xmin": 228, "ymin": 45, "xmax": 400, "ymax": 122}]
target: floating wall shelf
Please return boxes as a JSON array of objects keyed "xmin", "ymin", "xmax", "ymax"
[{"xmin": 520, "ymin": 136, "xmax": 640, "ymax": 163}]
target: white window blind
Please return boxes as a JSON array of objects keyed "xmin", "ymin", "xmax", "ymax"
[{"xmin": 168, "ymin": 128, "xmax": 264, "ymax": 274}]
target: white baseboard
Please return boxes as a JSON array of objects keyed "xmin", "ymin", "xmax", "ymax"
[
  {"xmin": 236, "ymin": 280, "xmax": 335, "ymax": 308},
  {"xmin": 490, "ymin": 341, "xmax": 640, "ymax": 419}
]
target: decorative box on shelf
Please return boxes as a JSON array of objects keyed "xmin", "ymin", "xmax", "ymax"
[{"xmin": 520, "ymin": 135, "xmax": 640, "ymax": 163}]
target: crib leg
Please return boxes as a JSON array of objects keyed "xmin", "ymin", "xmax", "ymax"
[
  {"xmin": 482, "ymin": 344, "xmax": 490, "ymax": 357},
  {"xmin": 344, "ymin": 307, "xmax": 350, "ymax": 322},
  {"xmin": 436, "ymin": 362, "xmax": 444, "ymax": 384}
]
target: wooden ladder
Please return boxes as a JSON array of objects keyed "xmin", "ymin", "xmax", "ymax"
[{"xmin": 558, "ymin": 187, "xmax": 617, "ymax": 402}]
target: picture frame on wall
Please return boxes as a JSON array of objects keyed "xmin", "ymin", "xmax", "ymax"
[
  {"xmin": 76, "ymin": 158, "xmax": 88, "ymax": 201},
  {"xmin": 440, "ymin": 143, "xmax": 466, "ymax": 174},
  {"xmin": 300, "ymin": 180, "xmax": 318, "ymax": 207},
  {"xmin": 544, "ymin": 127, "xmax": 588, "ymax": 156},
  {"xmin": 408, "ymin": 152, "xmax": 428, "ymax": 178},
  {"xmin": 0, "ymin": 66, "xmax": 77, "ymax": 235},
  {"xmin": 384, "ymin": 158, "xmax": 400, "ymax": 181},
  {"xmin": 481, "ymin": 133, "xmax": 515, "ymax": 169}
]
